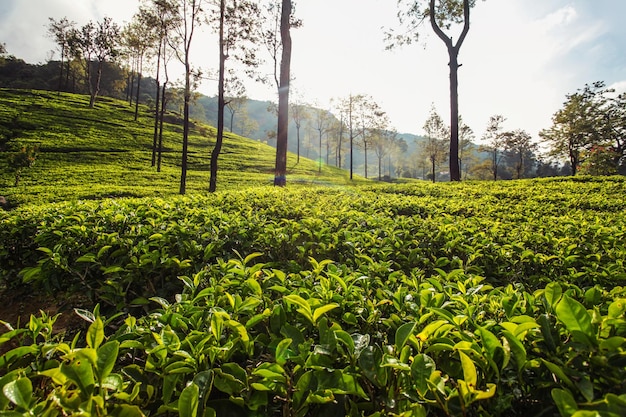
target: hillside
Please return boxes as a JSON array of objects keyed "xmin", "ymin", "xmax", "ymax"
[{"xmin": 0, "ymin": 88, "xmax": 355, "ymax": 207}]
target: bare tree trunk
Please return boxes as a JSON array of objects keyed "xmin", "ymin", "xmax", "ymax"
[
  {"xmin": 296, "ymin": 125, "xmax": 301, "ymax": 164},
  {"xmin": 429, "ymin": 0, "xmax": 470, "ymax": 182},
  {"xmin": 431, "ymin": 156, "xmax": 436, "ymax": 183},
  {"xmin": 152, "ymin": 78, "xmax": 161, "ymax": 166},
  {"xmin": 210, "ymin": 0, "xmax": 226, "ymax": 193},
  {"xmin": 179, "ymin": 62, "xmax": 190, "ymax": 194},
  {"xmin": 364, "ymin": 141, "xmax": 368, "ymax": 178},
  {"xmin": 318, "ymin": 130, "xmax": 322, "ymax": 173},
  {"xmin": 448, "ymin": 52, "xmax": 461, "ymax": 181},
  {"xmin": 88, "ymin": 62, "xmax": 103, "ymax": 108},
  {"xmin": 134, "ymin": 70, "xmax": 142, "ymax": 121},
  {"xmin": 274, "ymin": 0, "xmax": 292, "ymax": 187},
  {"xmin": 157, "ymin": 82, "xmax": 167, "ymax": 172}
]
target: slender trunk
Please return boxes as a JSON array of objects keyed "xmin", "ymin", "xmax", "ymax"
[
  {"xmin": 318, "ymin": 130, "xmax": 322, "ymax": 173},
  {"xmin": 152, "ymin": 79, "xmax": 161, "ymax": 166},
  {"xmin": 570, "ymin": 148, "xmax": 578, "ymax": 176},
  {"xmin": 338, "ymin": 115, "xmax": 343, "ymax": 168},
  {"xmin": 364, "ymin": 141, "xmax": 368, "ymax": 178},
  {"xmin": 126, "ymin": 68, "xmax": 135, "ymax": 106},
  {"xmin": 64, "ymin": 60, "xmax": 71, "ymax": 91},
  {"xmin": 134, "ymin": 56, "xmax": 143, "ymax": 121},
  {"xmin": 57, "ymin": 46, "xmax": 65, "ymax": 93},
  {"xmin": 229, "ymin": 110, "xmax": 235, "ymax": 132},
  {"xmin": 296, "ymin": 125, "xmax": 301, "ymax": 164},
  {"xmin": 349, "ymin": 98, "xmax": 354, "ymax": 179},
  {"xmin": 431, "ymin": 157, "xmax": 436, "ymax": 183},
  {"xmin": 179, "ymin": 62, "xmax": 190, "ymax": 195},
  {"xmin": 493, "ymin": 150, "xmax": 498, "ymax": 181},
  {"xmin": 430, "ymin": 0, "xmax": 469, "ymax": 182},
  {"xmin": 89, "ymin": 61, "xmax": 102, "ymax": 108},
  {"xmin": 210, "ymin": 0, "xmax": 226, "ymax": 193},
  {"xmin": 157, "ymin": 81, "xmax": 167, "ymax": 172},
  {"xmin": 134, "ymin": 72, "xmax": 142, "ymax": 121},
  {"xmin": 274, "ymin": 0, "xmax": 292, "ymax": 187},
  {"xmin": 448, "ymin": 53, "xmax": 461, "ymax": 181},
  {"xmin": 326, "ymin": 138, "xmax": 330, "ymax": 166}
]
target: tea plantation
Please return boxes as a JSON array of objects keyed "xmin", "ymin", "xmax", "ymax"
[{"xmin": 1, "ymin": 90, "xmax": 626, "ymax": 416}]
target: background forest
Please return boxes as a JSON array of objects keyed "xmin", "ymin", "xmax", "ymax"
[{"xmin": 3, "ymin": 1, "xmax": 624, "ymax": 184}]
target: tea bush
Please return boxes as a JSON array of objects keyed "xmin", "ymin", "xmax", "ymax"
[{"xmin": 1, "ymin": 177, "xmax": 626, "ymax": 416}]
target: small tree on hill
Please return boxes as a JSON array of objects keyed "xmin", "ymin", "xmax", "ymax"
[
  {"xmin": 503, "ymin": 128, "xmax": 536, "ymax": 179},
  {"xmin": 9, "ymin": 145, "xmax": 39, "ymax": 186},
  {"xmin": 422, "ymin": 105, "xmax": 449, "ymax": 183},
  {"xmin": 47, "ymin": 17, "xmax": 76, "ymax": 92},
  {"xmin": 68, "ymin": 17, "xmax": 121, "ymax": 108},
  {"xmin": 480, "ymin": 114, "xmax": 506, "ymax": 180},
  {"xmin": 541, "ymin": 82, "xmax": 625, "ymax": 175},
  {"xmin": 122, "ymin": 11, "xmax": 159, "ymax": 121}
]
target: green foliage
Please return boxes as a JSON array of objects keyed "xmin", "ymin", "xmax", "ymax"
[
  {"xmin": 1, "ymin": 177, "xmax": 626, "ymax": 415},
  {"xmin": 0, "ymin": 88, "xmax": 349, "ymax": 206},
  {"xmin": 7, "ymin": 144, "xmax": 38, "ymax": 186}
]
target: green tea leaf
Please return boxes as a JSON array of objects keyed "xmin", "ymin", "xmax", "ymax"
[
  {"xmin": 275, "ymin": 338, "xmax": 293, "ymax": 366},
  {"xmin": 312, "ymin": 303, "xmax": 339, "ymax": 323},
  {"xmin": 501, "ymin": 330, "xmax": 527, "ymax": 373},
  {"xmin": 109, "ymin": 404, "xmax": 146, "ymax": 417},
  {"xmin": 178, "ymin": 383, "xmax": 199, "ymax": 417},
  {"xmin": 87, "ymin": 316, "xmax": 105, "ymax": 350},
  {"xmin": 395, "ymin": 321, "xmax": 417, "ymax": 350},
  {"xmin": 96, "ymin": 341, "xmax": 120, "ymax": 381},
  {"xmin": 283, "ymin": 294, "xmax": 312, "ymax": 315},
  {"xmin": 544, "ymin": 282, "xmax": 563, "ymax": 311},
  {"xmin": 551, "ymin": 388, "xmax": 578, "ymax": 417},
  {"xmin": 459, "ymin": 350, "xmax": 477, "ymax": 387},
  {"xmin": 556, "ymin": 295, "xmax": 597, "ymax": 347},
  {"xmin": 60, "ymin": 359, "xmax": 95, "ymax": 399},
  {"xmin": 2, "ymin": 378, "xmax": 32, "ymax": 410},
  {"xmin": 542, "ymin": 359, "xmax": 574, "ymax": 389},
  {"xmin": 411, "ymin": 354, "xmax": 435, "ymax": 397}
]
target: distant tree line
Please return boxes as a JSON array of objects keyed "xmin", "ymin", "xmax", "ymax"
[{"xmin": 2, "ymin": 0, "xmax": 623, "ymax": 184}]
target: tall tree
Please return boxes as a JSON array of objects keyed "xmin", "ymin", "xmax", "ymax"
[
  {"xmin": 422, "ymin": 105, "xmax": 449, "ymax": 182},
  {"xmin": 503, "ymin": 128, "xmax": 536, "ymax": 179},
  {"xmin": 144, "ymin": 0, "xmax": 178, "ymax": 169},
  {"xmin": 339, "ymin": 94, "xmax": 367, "ymax": 180},
  {"xmin": 122, "ymin": 11, "xmax": 158, "ymax": 121},
  {"xmin": 209, "ymin": 0, "xmax": 260, "ymax": 193},
  {"xmin": 540, "ymin": 82, "xmax": 622, "ymax": 176},
  {"xmin": 47, "ymin": 17, "xmax": 75, "ymax": 92},
  {"xmin": 273, "ymin": 0, "xmax": 293, "ymax": 186},
  {"xmin": 356, "ymin": 97, "xmax": 386, "ymax": 179},
  {"xmin": 457, "ymin": 115, "xmax": 474, "ymax": 179},
  {"xmin": 480, "ymin": 114, "xmax": 506, "ymax": 180},
  {"xmin": 68, "ymin": 17, "xmax": 120, "ymax": 108},
  {"xmin": 225, "ymin": 75, "xmax": 248, "ymax": 133},
  {"xmin": 371, "ymin": 124, "xmax": 397, "ymax": 181},
  {"xmin": 170, "ymin": 0, "xmax": 203, "ymax": 194},
  {"xmin": 290, "ymin": 100, "xmax": 309, "ymax": 164},
  {"xmin": 389, "ymin": 0, "xmax": 478, "ymax": 181},
  {"xmin": 312, "ymin": 106, "xmax": 332, "ymax": 172}
]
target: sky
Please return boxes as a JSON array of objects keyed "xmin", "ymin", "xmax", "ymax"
[{"xmin": 1, "ymin": 0, "xmax": 625, "ymax": 141}]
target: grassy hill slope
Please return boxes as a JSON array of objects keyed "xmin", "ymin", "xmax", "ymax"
[{"xmin": 0, "ymin": 89, "xmax": 355, "ymax": 207}]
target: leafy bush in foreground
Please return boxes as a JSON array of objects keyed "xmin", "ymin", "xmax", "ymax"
[
  {"xmin": 1, "ymin": 178, "xmax": 626, "ymax": 416},
  {"xmin": 1, "ymin": 259, "xmax": 625, "ymax": 416}
]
